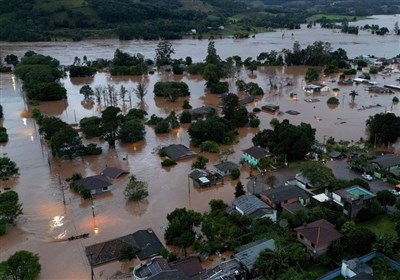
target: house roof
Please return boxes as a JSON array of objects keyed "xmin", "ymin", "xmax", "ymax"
[
  {"xmin": 294, "ymin": 219, "xmax": 342, "ymax": 246},
  {"xmin": 169, "ymin": 257, "xmax": 204, "ymax": 277},
  {"xmin": 282, "ymin": 202, "xmax": 310, "ymax": 215},
  {"xmin": 134, "ymin": 256, "xmax": 170, "ymax": 279},
  {"xmin": 234, "ymin": 239, "xmax": 275, "ymax": 271},
  {"xmin": 239, "ymin": 95, "xmax": 255, "ymax": 105},
  {"xmin": 164, "ymin": 144, "xmax": 196, "ymax": 161},
  {"xmin": 261, "ymin": 184, "xmax": 310, "ymax": 205},
  {"xmin": 149, "ymin": 270, "xmax": 190, "ymax": 280},
  {"xmin": 85, "ymin": 228, "xmax": 164, "ymax": 266},
  {"xmin": 75, "ymin": 175, "xmax": 112, "ymax": 190},
  {"xmin": 100, "ymin": 167, "xmax": 129, "ymax": 179},
  {"xmin": 188, "ymin": 106, "xmax": 214, "ymax": 118},
  {"xmin": 132, "ymin": 229, "xmax": 165, "ymax": 260},
  {"xmin": 350, "ymin": 272, "xmax": 375, "ymax": 280},
  {"xmin": 248, "ymin": 208, "xmax": 275, "ymax": 220},
  {"xmin": 214, "ymin": 161, "xmax": 240, "ymax": 173},
  {"xmin": 232, "ymin": 195, "xmax": 272, "ymax": 216},
  {"xmin": 188, "ymin": 169, "xmax": 209, "ymax": 180},
  {"xmin": 242, "ymin": 146, "xmax": 270, "ymax": 159},
  {"xmin": 370, "ymin": 154, "xmax": 400, "ymax": 169},
  {"xmin": 328, "ymin": 150, "xmax": 344, "ymax": 158},
  {"xmin": 192, "ymin": 259, "xmax": 245, "ymax": 280}
]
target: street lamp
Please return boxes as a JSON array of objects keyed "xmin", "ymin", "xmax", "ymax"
[{"xmin": 91, "ymin": 198, "xmax": 98, "ymax": 235}]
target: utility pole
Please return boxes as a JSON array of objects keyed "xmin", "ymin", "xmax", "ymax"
[{"xmin": 59, "ymin": 175, "xmax": 66, "ymax": 206}]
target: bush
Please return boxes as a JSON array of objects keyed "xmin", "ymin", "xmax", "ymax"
[
  {"xmin": 392, "ymin": 96, "xmax": 399, "ymax": 103},
  {"xmin": 200, "ymin": 141, "xmax": 220, "ymax": 153},
  {"xmin": 179, "ymin": 111, "xmax": 192, "ymax": 123},
  {"xmin": 155, "ymin": 120, "xmax": 171, "ymax": 134},
  {"xmin": 84, "ymin": 144, "xmax": 102, "ymax": 155},
  {"xmin": 158, "ymin": 147, "xmax": 167, "ymax": 157},
  {"xmin": 161, "ymin": 159, "xmax": 177, "ymax": 166},
  {"xmin": 253, "ymin": 107, "xmax": 261, "ymax": 113},
  {"xmin": 249, "ymin": 118, "xmax": 260, "ymax": 127},
  {"xmin": 119, "ymin": 245, "xmax": 136, "ymax": 261},
  {"xmin": 327, "ymin": 97, "xmax": 339, "ymax": 105},
  {"xmin": 348, "ymin": 178, "xmax": 370, "ymax": 190},
  {"xmin": 387, "ymin": 177, "xmax": 400, "ymax": 185},
  {"xmin": 0, "ymin": 127, "xmax": 8, "ymax": 142},
  {"xmin": 0, "ymin": 220, "xmax": 6, "ymax": 236},
  {"xmin": 343, "ymin": 68, "xmax": 356, "ymax": 75},
  {"xmin": 182, "ymin": 100, "xmax": 192, "ymax": 110},
  {"xmin": 230, "ymin": 168, "xmax": 240, "ymax": 180}
]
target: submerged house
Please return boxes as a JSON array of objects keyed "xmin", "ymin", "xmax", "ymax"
[
  {"xmin": 74, "ymin": 175, "xmax": 113, "ymax": 195},
  {"xmin": 213, "ymin": 161, "xmax": 240, "ymax": 177},
  {"xmin": 242, "ymin": 146, "xmax": 272, "ymax": 166},
  {"xmin": 164, "ymin": 144, "xmax": 196, "ymax": 161}
]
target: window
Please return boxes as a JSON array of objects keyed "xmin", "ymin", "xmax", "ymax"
[
  {"xmin": 102, "ymin": 187, "xmax": 108, "ymax": 191},
  {"xmin": 299, "ymin": 234, "xmax": 304, "ymax": 239},
  {"xmin": 311, "ymin": 242, "xmax": 315, "ymax": 248},
  {"xmin": 283, "ymin": 200, "xmax": 288, "ymax": 204}
]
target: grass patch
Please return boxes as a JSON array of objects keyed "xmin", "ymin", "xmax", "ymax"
[
  {"xmin": 357, "ymin": 214, "xmax": 397, "ymax": 236},
  {"xmin": 308, "ymin": 263, "xmax": 331, "ymax": 276},
  {"xmin": 308, "ymin": 13, "xmax": 366, "ymax": 22}
]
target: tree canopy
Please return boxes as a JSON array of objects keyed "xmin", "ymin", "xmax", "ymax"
[
  {"xmin": 0, "ymin": 250, "xmax": 41, "ymax": 280},
  {"xmin": 252, "ymin": 119, "xmax": 316, "ymax": 161}
]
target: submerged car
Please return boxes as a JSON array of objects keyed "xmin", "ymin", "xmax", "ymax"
[{"xmin": 361, "ymin": 173, "xmax": 373, "ymax": 181}]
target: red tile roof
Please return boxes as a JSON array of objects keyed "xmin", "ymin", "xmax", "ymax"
[{"xmin": 294, "ymin": 219, "xmax": 342, "ymax": 246}]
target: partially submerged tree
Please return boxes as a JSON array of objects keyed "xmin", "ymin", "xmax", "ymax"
[
  {"xmin": 123, "ymin": 175, "xmax": 149, "ymax": 201},
  {"xmin": 0, "ymin": 157, "xmax": 19, "ymax": 187},
  {"xmin": 164, "ymin": 208, "xmax": 202, "ymax": 257},
  {"xmin": 0, "ymin": 250, "xmax": 41, "ymax": 280}
]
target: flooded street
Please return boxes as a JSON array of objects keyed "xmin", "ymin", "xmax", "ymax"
[{"xmin": 0, "ymin": 14, "xmax": 400, "ymax": 279}]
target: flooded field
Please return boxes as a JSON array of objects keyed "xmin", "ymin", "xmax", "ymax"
[{"xmin": 0, "ymin": 14, "xmax": 400, "ymax": 279}]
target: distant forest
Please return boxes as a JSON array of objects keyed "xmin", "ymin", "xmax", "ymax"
[{"xmin": 0, "ymin": 0, "xmax": 399, "ymax": 41}]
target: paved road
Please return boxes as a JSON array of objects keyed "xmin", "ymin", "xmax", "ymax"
[
  {"xmin": 325, "ymin": 159, "xmax": 394, "ymax": 193},
  {"xmin": 246, "ymin": 159, "xmax": 395, "ymax": 194}
]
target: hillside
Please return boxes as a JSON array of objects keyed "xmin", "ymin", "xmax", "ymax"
[{"xmin": 0, "ymin": 0, "xmax": 399, "ymax": 42}]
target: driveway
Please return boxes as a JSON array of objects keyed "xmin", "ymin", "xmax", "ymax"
[
  {"xmin": 246, "ymin": 159, "xmax": 395, "ymax": 195},
  {"xmin": 325, "ymin": 159, "xmax": 394, "ymax": 193}
]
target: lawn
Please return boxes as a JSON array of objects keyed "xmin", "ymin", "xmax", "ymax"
[
  {"xmin": 357, "ymin": 214, "xmax": 397, "ymax": 236},
  {"xmin": 308, "ymin": 14, "xmax": 366, "ymax": 22}
]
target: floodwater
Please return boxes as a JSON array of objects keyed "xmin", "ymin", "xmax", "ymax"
[{"xmin": 0, "ymin": 14, "xmax": 400, "ymax": 279}]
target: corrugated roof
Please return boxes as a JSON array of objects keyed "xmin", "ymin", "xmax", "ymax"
[
  {"xmin": 234, "ymin": 239, "xmax": 275, "ymax": 271},
  {"xmin": 233, "ymin": 195, "xmax": 271, "ymax": 216}
]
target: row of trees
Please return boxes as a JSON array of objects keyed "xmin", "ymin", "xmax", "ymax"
[
  {"xmin": 32, "ymin": 109, "xmax": 102, "ymax": 158},
  {"xmin": 13, "ymin": 52, "xmax": 66, "ymax": 101},
  {"xmin": 79, "ymin": 107, "xmax": 146, "ymax": 148}
]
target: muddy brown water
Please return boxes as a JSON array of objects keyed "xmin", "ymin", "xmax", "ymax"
[{"xmin": 0, "ymin": 14, "xmax": 400, "ymax": 279}]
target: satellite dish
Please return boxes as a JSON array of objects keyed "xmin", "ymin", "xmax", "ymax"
[{"xmin": 279, "ymin": 219, "xmax": 288, "ymax": 228}]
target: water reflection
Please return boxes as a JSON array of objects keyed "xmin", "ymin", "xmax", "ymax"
[{"xmin": 49, "ymin": 215, "xmax": 67, "ymax": 240}]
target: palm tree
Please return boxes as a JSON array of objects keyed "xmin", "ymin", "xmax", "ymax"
[
  {"xmin": 349, "ymin": 90, "xmax": 358, "ymax": 103},
  {"xmin": 254, "ymin": 247, "xmax": 289, "ymax": 279}
]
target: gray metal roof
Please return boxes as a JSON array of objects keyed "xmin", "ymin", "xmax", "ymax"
[
  {"xmin": 234, "ymin": 239, "xmax": 275, "ymax": 271},
  {"xmin": 214, "ymin": 161, "xmax": 240, "ymax": 173},
  {"xmin": 370, "ymin": 154, "xmax": 400, "ymax": 169},
  {"xmin": 232, "ymin": 195, "xmax": 271, "ymax": 216},
  {"xmin": 242, "ymin": 146, "xmax": 271, "ymax": 159},
  {"xmin": 261, "ymin": 184, "xmax": 310, "ymax": 204},
  {"xmin": 75, "ymin": 175, "xmax": 111, "ymax": 190},
  {"xmin": 164, "ymin": 144, "xmax": 196, "ymax": 161}
]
